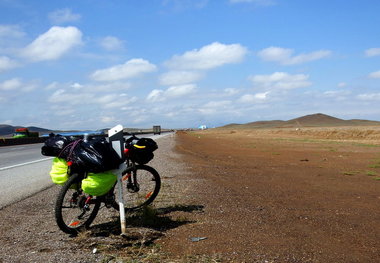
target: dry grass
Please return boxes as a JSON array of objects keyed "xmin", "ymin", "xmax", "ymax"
[{"xmin": 210, "ymin": 126, "xmax": 380, "ymax": 145}]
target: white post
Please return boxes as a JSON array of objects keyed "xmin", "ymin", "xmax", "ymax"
[
  {"xmin": 108, "ymin": 125, "xmax": 127, "ymax": 235},
  {"xmin": 117, "ymin": 163, "xmax": 127, "ymax": 235}
]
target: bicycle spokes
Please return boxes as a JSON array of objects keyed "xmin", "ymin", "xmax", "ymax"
[
  {"xmin": 56, "ymin": 175, "xmax": 100, "ymax": 234},
  {"xmin": 114, "ymin": 165, "xmax": 160, "ymax": 210}
]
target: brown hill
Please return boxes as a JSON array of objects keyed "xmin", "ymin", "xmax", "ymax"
[
  {"xmin": 284, "ymin": 113, "xmax": 349, "ymax": 127},
  {"xmin": 220, "ymin": 113, "xmax": 380, "ymax": 129}
]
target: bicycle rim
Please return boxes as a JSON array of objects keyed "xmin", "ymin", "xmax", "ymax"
[
  {"xmin": 55, "ymin": 173, "xmax": 100, "ymax": 234},
  {"xmin": 114, "ymin": 165, "xmax": 161, "ymax": 211}
]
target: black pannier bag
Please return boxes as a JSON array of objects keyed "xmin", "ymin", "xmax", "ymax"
[
  {"xmin": 41, "ymin": 134, "xmax": 74, "ymax": 157},
  {"xmin": 129, "ymin": 138, "xmax": 158, "ymax": 164},
  {"xmin": 42, "ymin": 135, "xmax": 123, "ymax": 173},
  {"xmin": 72, "ymin": 138, "xmax": 123, "ymax": 173}
]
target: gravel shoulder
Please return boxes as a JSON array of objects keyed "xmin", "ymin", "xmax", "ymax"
[{"xmin": 0, "ymin": 133, "xmax": 199, "ymax": 263}]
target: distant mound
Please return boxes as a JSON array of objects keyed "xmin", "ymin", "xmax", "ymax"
[
  {"xmin": 26, "ymin": 126, "xmax": 52, "ymax": 133},
  {"xmin": 221, "ymin": 113, "xmax": 380, "ymax": 129},
  {"xmin": 0, "ymin": 125, "xmax": 19, "ymax": 136},
  {"xmin": 287, "ymin": 113, "xmax": 347, "ymax": 126}
]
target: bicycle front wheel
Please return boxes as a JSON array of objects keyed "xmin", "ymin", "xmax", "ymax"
[
  {"xmin": 113, "ymin": 165, "xmax": 161, "ymax": 211},
  {"xmin": 55, "ymin": 173, "xmax": 101, "ymax": 234}
]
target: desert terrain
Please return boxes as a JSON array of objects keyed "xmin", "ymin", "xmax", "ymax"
[{"xmin": 1, "ymin": 120, "xmax": 380, "ymax": 262}]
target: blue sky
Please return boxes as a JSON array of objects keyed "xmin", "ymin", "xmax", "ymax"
[{"xmin": 0, "ymin": 0, "xmax": 379, "ymax": 130}]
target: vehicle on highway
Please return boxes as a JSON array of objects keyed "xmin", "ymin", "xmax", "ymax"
[
  {"xmin": 153, "ymin": 125, "xmax": 161, "ymax": 135},
  {"xmin": 13, "ymin": 128, "xmax": 39, "ymax": 138},
  {"xmin": 43, "ymin": 134, "xmax": 161, "ymax": 234}
]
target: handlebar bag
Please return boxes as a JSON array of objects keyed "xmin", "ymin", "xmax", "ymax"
[
  {"xmin": 129, "ymin": 138, "xmax": 158, "ymax": 164},
  {"xmin": 41, "ymin": 135, "xmax": 73, "ymax": 157},
  {"xmin": 81, "ymin": 171, "xmax": 117, "ymax": 196}
]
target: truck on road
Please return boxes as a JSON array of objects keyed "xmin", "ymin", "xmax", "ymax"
[
  {"xmin": 13, "ymin": 128, "xmax": 39, "ymax": 138},
  {"xmin": 153, "ymin": 125, "xmax": 161, "ymax": 135}
]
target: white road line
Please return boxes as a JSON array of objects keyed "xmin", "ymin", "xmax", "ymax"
[{"xmin": 0, "ymin": 157, "xmax": 53, "ymax": 171}]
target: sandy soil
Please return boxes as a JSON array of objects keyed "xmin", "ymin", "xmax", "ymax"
[{"xmin": 1, "ymin": 129, "xmax": 380, "ymax": 262}]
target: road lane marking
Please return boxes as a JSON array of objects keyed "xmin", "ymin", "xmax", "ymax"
[{"xmin": 0, "ymin": 157, "xmax": 53, "ymax": 171}]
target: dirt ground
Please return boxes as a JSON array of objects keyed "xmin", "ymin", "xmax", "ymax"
[
  {"xmin": 1, "ymin": 128, "xmax": 380, "ymax": 262},
  {"xmin": 160, "ymin": 128, "xmax": 380, "ymax": 262}
]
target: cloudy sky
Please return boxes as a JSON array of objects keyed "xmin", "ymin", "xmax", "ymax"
[{"xmin": 0, "ymin": 0, "xmax": 379, "ymax": 130}]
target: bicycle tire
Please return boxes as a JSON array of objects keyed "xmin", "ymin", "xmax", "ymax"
[
  {"xmin": 112, "ymin": 164, "xmax": 161, "ymax": 211},
  {"xmin": 55, "ymin": 173, "xmax": 101, "ymax": 234}
]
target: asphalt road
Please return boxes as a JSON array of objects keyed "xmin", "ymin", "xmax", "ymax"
[
  {"xmin": 0, "ymin": 143, "xmax": 53, "ymax": 209},
  {"xmin": 0, "ymin": 133, "xmax": 171, "ymax": 209}
]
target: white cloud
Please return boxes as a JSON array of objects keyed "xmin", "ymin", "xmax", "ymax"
[
  {"xmin": 22, "ymin": 26, "xmax": 82, "ymax": 62},
  {"xmin": 238, "ymin": 92, "xmax": 269, "ymax": 103},
  {"xmin": 96, "ymin": 93, "xmax": 137, "ymax": 109},
  {"xmin": 322, "ymin": 90, "xmax": 350, "ymax": 101},
  {"xmin": 253, "ymin": 92, "xmax": 270, "ymax": 100},
  {"xmin": 51, "ymin": 105, "xmax": 76, "ymax": 116},
  {"xmin": 0, "ymin": 78, "xmax": 37, "ymax": 92},
  {"xmin": 365, "ymin": 48, "xmax": 380, "ymax": 57},
  {"xmin": 48, "ymin": 8, "xmax": 81, "ymax": 24},
  {"xmin": 48, "ymin": 89, "xmax": 93, "ymax": 105},
  {"xmin": 198, "ymin": 100, "xmax": 232, "ymax": 115},
  {"xmin": 147, "ymin": 84, "xmax": 197, "ymax": 102},
  {"xmin": 258, "ymin": 46, "xmax": 331, "ymax": 65},
  {"xmin": 203, "ymin": 100, "xmax": 231, "ymax": 108},
  {"xmin": 224, "ymin": 88, "xmax": 239, "ymax": 96},
  {"xmin": 369, "ymin": 70, "xmax": 380, "ymax": 79},
  {"xmin": 146, "ymin": 89, "xmax": 164, "ymax": 102},
  {"xmin": 159, "ymin": 71, "xmax": 203, "ymax": 86},
  {"xmin": 337, "ymin": 82, "xmax": 347, "ymax": 88},
  {"xmin": 100, "ymin": 36, "xmax": 124, "ymax": 51},
  {"xmin": 0, "ymin": 56, "xmax": 18, "ymax": 72},
  {"xmin": 90, "ymin": 82, "xmax": 132, "ymax": 92},
  {"xmin": 101, "ymin": 115, "xmax": 117, "ymax": 124},
  {"xmin": 0, "ymin": 78, "xmax": 22, "ymax": 90},
  {"xmin": 91, "ymin": 58, "xmax": 157, "ymax": 82},
  {"xmin": 249, "ymin": 72, "xmax": 311, "ymax": 90},
  {"xmin": 70, "ymin": 83, "xmax": 83, "ymax": 89},
  {"xmin": 165, "ymin": 42, "xmax": 248, "ymax": 70},
  {"xmin": 0, "ymin": 119, "xmax": 13, "ymax": 124},
  {"xmin": 45, "ymin": 82, "xmax": 59, "ymax": 90},
  {"xmin": 357, "ymin": 93, "xmax": 380, "ymax": 101},
  {"xmin": 130, "ymin": 115, "xmax": 149, "ymax": 124},
  {"xmin": 166, "ymin": 84, "xmax": 197, "ymax": 97},
  {"xmin": 0, "ymin": 25, "xmax": 25, "ymax": 38}
]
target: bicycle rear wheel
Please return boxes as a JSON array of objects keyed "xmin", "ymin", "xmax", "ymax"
[
  {"xmin": 113, "ymin": 164, "xmax": 161, "ymax": 211},
  {"xmin": 55, "ymin": 173, "xmax": 101, "ymax": 234}
]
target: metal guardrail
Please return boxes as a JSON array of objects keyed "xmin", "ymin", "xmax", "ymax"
[{"xmin": 0, "ymin": 137, "xmax": 47, "ymax": 147}]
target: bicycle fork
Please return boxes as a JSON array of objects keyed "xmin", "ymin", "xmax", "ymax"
[{"xmin": 77, "ymin": 196, "xmax": 92, "ymax": 219}]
